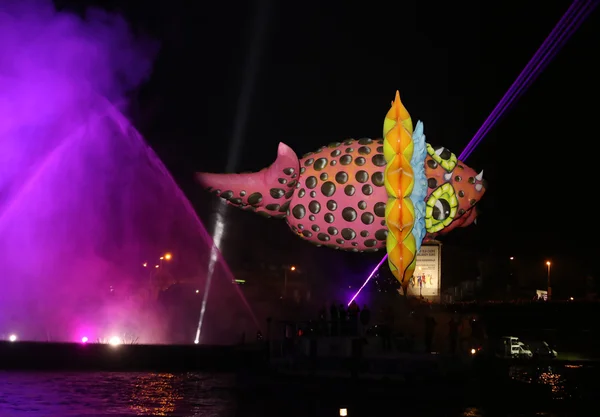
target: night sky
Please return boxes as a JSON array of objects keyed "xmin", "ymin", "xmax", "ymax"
[{"xmin": 64, "ymin": 1, "xmax": 600, "ymax": 276}]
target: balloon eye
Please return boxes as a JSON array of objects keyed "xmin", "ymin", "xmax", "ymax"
[
  {"xmin": 425, "ymin": 183, "xmax": 458, "ymax": 233},
  {"xmin": 427, "ymin": 144, "xmax": 457, "ymax": 172},
  {"xmin": 432, "ymin": 199, "xmax": 451, "ymax": 221}
]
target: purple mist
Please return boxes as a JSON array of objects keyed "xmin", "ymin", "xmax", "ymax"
[{"xmin": 0, "ymin": 0, "xmax": 254, "ymax": 345}]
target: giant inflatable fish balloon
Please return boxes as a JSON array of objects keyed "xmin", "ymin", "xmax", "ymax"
[{"xmin": 196, "ymin": 92, "xmax": 486, "ymax": 290}]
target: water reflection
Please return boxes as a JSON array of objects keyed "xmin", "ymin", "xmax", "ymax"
[
  {"xmin": 509, "ymin": 365, "xmax": 569, "ymax": 400},
  {"xmin": 129, "ymin": 373, "xmax": 182, "ymax": 416},
  {"xmin": 462, "ymin": 407, "xmax": 483, "ymax": 417}
]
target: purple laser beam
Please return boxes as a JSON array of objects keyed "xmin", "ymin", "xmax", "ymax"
[
  {"xmin": 459, "ymin": 0, "xmax": 593, "ymax": 160},
  {"xmin": 347, "ymin": 254, "xmax": 388, "ymax": 306},
  {"xmin": 460, "ymin": 0, "xmax": 596, "ymax": 160},
  {"xmin": 459, "ymin": 0, "xmax": 589, "ymax": 159}
]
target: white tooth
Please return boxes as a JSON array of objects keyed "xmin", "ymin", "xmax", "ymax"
[
  {"xmin": 444, "ymin": 172, "xmax": 452, "ymax": 181},
  {"xmin": 474, "ymin": 218, "xmax": 477, "ymax": 225},
  {"xmin": 475, "ymin": 183, "xmax": 483, "ymax": 192},
  {"xmin": 435, "ymin": 147, "xmax": 444, "ymax": 156},
  {"xmin": 475, "ymin": 170, "xmax": 484, "ymax": 181}
]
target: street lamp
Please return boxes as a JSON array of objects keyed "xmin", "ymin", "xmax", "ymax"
[
  {"xmin": 546, "ymin": 261, "xmax": 551, "ymax": 301},
  {"xmin": 164, "ymin": 253, "xmax": 172, "ymax": 261},
  {"xmin": 283, "ymin": 265, "xmax": 296, "ymax": 297},
  {"xmin": 509, "ymin": 257, "xmax": 514, "ymax": 260}
]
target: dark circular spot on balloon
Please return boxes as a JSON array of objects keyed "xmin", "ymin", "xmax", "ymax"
[
  {"xmin": 287, "ymin": 180, "xmax": 297, "ymax": 188},
  {"xmin": 329, "ymin": 142, "xmax": 342, "ymax": 148},
  {"xmin": 309, "ymin": 215, "xmax": 315, "ymax": 221},
  {"xmin": 335, "ymin": 171, "xmax": 349, "ymax": 184},
  {"xmin": 364, "ymin": 239, "xmax": 377, "ymax": 247},
  {"xmin": 311, "ymin": 224, "xmax": 320, "ymax": 232},
  {"xmin": 376, "ymin": 146, "xmax": 384, "ymax": 153},
  {"xmin": 258, "ymin": 211, "xmax": 271, "ymax": 218},
  {"xmin": 220, "ymin": 190, "xmax": 233, "ymax": 200},
  {"xmin": 310, "ymin": 191, "xmax": 317, "ymax": 198},
  {"xmin": 248, "ymin": 192, "xmax": 263, "ymax": 206},
  {"xmin": 458, "ymin": 190, "xmax": 465, "ymax": 198},
  {"xmin": 344, "ymin": 185, "xmax": 356, "ymax": 196},
  {"xmin": 292, "ymin": 204, "xmax": 306, "ymax": 219},
  {"xmin": 309, "ymin": 201, "xmax": 321, "ymax": 214},
  {"xmin": 345, "ymin": 148, "xmax": 354, "ymax": 153},
  {"xmin": 358, "ymin": 138, "xmax": 373, "ymax": 145},
  {"xmin": 427, "ymin": 159, "xmax": 438, "ymax": 169},
  {"xmin": 300, "ymin": 167, "xmax": 306, "ymax": 174},
  {"xmin": 341, "ymin": 228, "xmax": 356, "ymax": 240},
  {"xmin": 298, "ymin": 224, "xmax": 304, "ymax": 230},
  {"xmin": 380, "ymin": 220, "xmax": 386, "ymax": 226},
  {"xmin": 470, "ymin": 199, "xmax": 477, "ymax": 206},
  {"xmin": 458, "ymin": 208, "xmax": 465, "ymax": 215},
  {"xmin": 320, "ymin": 173, "xmax": 328, "ymax": 181},
  {"xmin": 455, "ymin": 175, "xmax": 462, "ymax": 182},
  {"xmin": 360, "ymin": 230, "xmax": 369, "ymax": 237},
  {"xmin": 330, "ymin": 160, "xmax": 337, "ymax": 166},
  {"xmin": 321, "ymin": 181, "xmax": 336, "ymax": 197},
  {"xmin": 305, "ymin": 176, "xmax": 318, "ymax": 189},
  {"xmin": 285, "ymin": 189, "xmax": 294, "ymax": 199},
  {"xmin": 361, "ymin": 212, "xmax": 374, "ymax": 225},
  {"xmin": 372, "ymin": 154, "xmax": 386, "ymax": 167},
  {"xmin": 266, "ymin": 204, "xmax": 280, "ymax": 211},
  {"xmin": 336, "ymin": 238, "xmax": 345, "ymax": 244},
  {"xmin": 375, "ymin": 229, "xmax": 387, "ymax": 241},
  {"xmin": 352, "ymin": 242, "xmax": 358, "ymax": 247},
  {"xmin": 230, "ymin": 198, "xmax": 242, "ymax": 205},
  {"xmin": 304, "ymin": 158, "xmax": 314, "ymax": 166},
  {"xmin": 330, "ymin": 149, "xmax": 341, "ymax": 157},
  {"xmin": 439, "ymin": 148, "xmax": 452, "ymax": 160},
  {"xmin": 327, "ymin": 200, "xmax": 337, "ymax": 211},
  {"xmin": 270, "ymin": 188, "xmax": 285, "ymax": 199},
  {"xmin": 355, "ymin": 157, "xmax": 366, "ymax": 166},
  {"xmin": 468, "ymin": 177, "xmax": 475, "ymax": 184},
  {"xmin": 298, "ymin": 189, "xmax": 306, "ymax": 198},
  {"xmin": 278, "ymin": 178, "xmax": 287, "ymax": 184},
  {"xmin": 340, "ymin": 155, "xmax": 352, "ymax": 165},
  {"xmin": 362, "ymin": 184, "xmax": 373, "ymax": 195},
  {"xmin": 318, "ymin": 233, "xmax": 330, "ymax": 242},
  {"xmin": 343, "ymin": 139, "xmax": 354, "ymax": 145},
  {"xmin": 372, "ymin": 172, "xmax": 384, "ymax": 187},
  {"xmin": 355, "ymin": 170, "xmax": 369, "ymax": 183},
  {"xmin": 240, "ymin": 190, "xmax": 246, "ymax": 196},
  {"xmin": 279, "ymin": 201, "xmax": 290, "ymax": 213},
  {"xmin": 342, "ymin": 207, "xmax": 357, "ymax": 222},
  {"xmin": 374, "ymin": 202, "xmax": 386, "ymax": 217},
  {"xmin": 314, "ymin": 158, "xmax": 328, "ymax": 170},
  {"xmin": 358, "ymin": 201, "xmax": 367, "ymax": 210},
  {"xmin": 324, "ymin": 213, "xmax": 335, "ymax": 223},
  {"xmin": 327, "ymin": 226, "xmax": 338, "ymax": 235},
  {"xmin": 302, "ymin": 230, "xmax": 312, "ymax": 238},
  {"xmin": 283, "ymin": 167, "xmax": 295, "ymax": 176},
  {"xmin": 358, "ymin": 146, "xmax": 371, "ymax": 155},
  {"xmin": 428, "ymin": 178, "xmax": 438, "ymax": 189}
]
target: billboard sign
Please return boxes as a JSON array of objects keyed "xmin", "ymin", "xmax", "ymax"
[{"xmin": 406, "ymin": 244, "xmax": 441, "ymax": 301}]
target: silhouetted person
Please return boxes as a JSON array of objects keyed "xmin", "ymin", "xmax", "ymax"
[
  {"xmin": 381, "ymin": 307, "xmax": 394, "ymax": 351},
  {"xmin": 348, "ymin": 301, "xmax": 360, "ymax": 336},
  {"xmin": 449, "ymin": 317, "xmax": 458, "ymax": 354},
  {"xmin": 360, "ymin": 305, "xmax": 371, "ymax": 336},
  {"xmin": 338, "ymin": 304, "xmax": 347, "ymax": 335},
  {"xmin": 330, "ymin": 302, "xmax": 339, "ymax": 336},
  {"xmin": 425, "ymin": 315, "xmax": 436, "ymax": 352}
]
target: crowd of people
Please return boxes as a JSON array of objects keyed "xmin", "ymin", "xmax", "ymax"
[{"xmin": 314, "ymin": 301, "xmax": 374, "ymax": 337}]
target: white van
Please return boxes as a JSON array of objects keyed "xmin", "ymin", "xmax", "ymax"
[{"xmin": 496, "ymin": 336, "xmax": 533, "ymax": 359}]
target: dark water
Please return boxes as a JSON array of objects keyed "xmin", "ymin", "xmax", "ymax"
[{"xmin": 0, "ymin": 370, "xmax": 591, "ymax": 416}]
